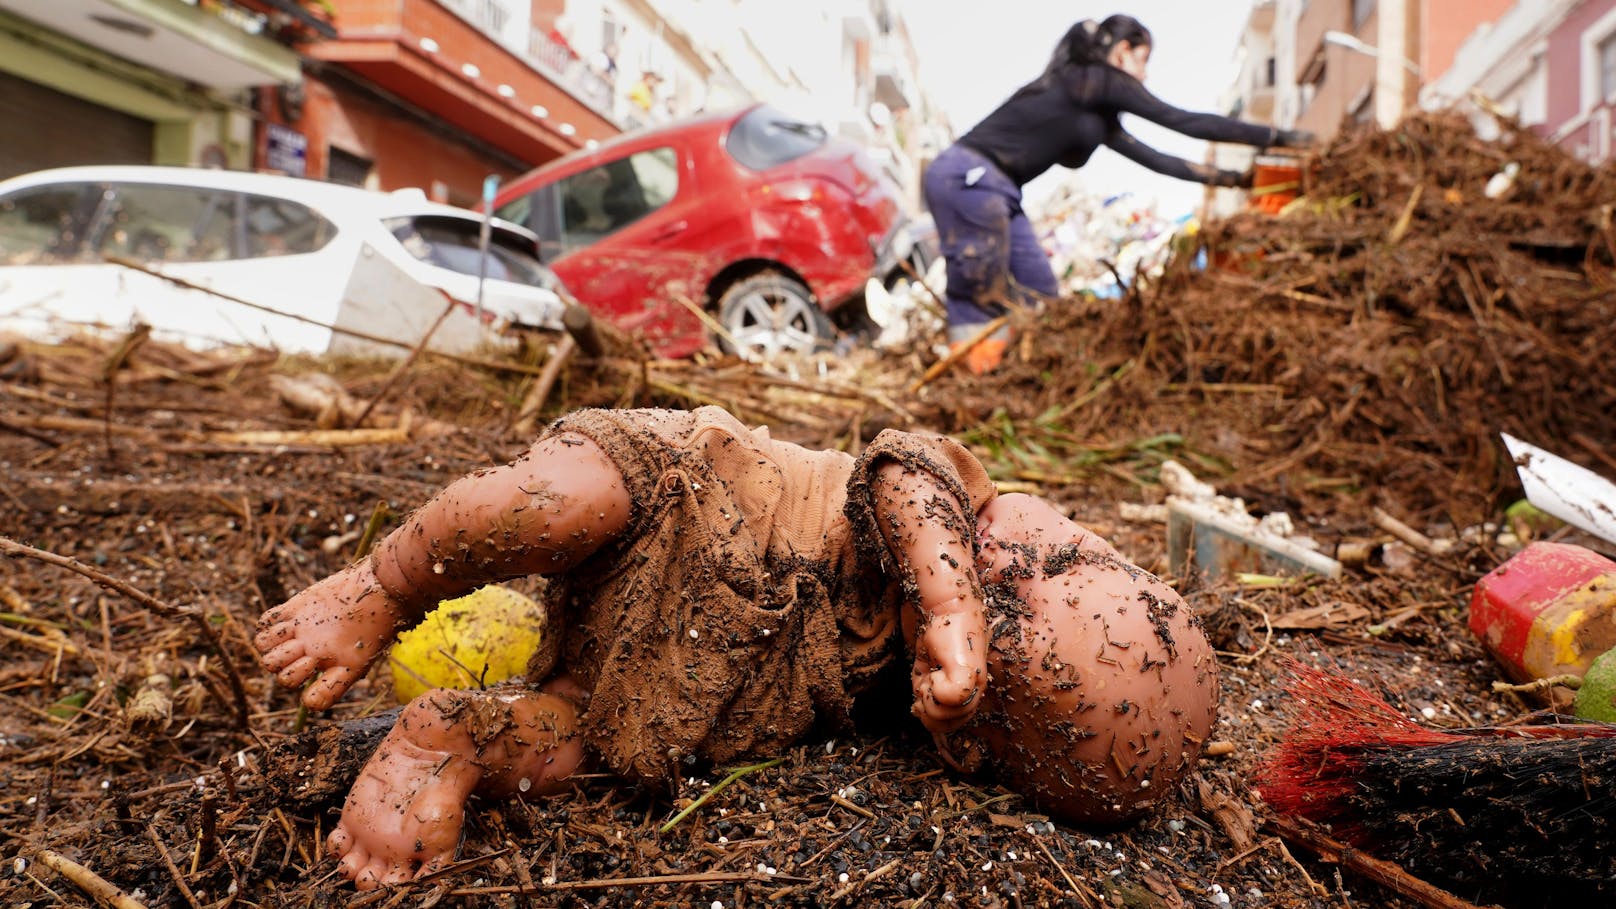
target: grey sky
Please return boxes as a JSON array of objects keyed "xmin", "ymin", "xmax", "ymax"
[{"xmin": 900, "ymin": 0, "xmax": 1256, "ymax": 218}]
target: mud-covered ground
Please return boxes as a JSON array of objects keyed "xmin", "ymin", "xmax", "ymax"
[
  {"xmin": 0, "ymin": 330, "xmax": 1567, "ymax": 909},
  {"xmin": 4, "ymin": 112, "xmax": 1614, "ymax": 908}
]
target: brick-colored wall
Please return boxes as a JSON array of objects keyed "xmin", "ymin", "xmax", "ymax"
[
  {"xmin": 258, "ymin": 0, "xmax": 627, "ymax": 201},
  {"xmin": 1294, "ymin": 0, "xmax": 1379, "ymax": 139},
  {"xmin": 259, "ymin": 77, "xmax": 524, "ymax": 205},
  {"xmin": 1422, "ymin": 0, "xmax": 1516, "ymax": 83}
]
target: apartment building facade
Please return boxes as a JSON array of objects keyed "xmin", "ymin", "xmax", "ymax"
[
  {"xmin": 0, "ymin": 0, "xmax": 318, "ymax": 179},
  {"xmin": 262, "ymin": 0, "xmax": 637, "ymax": 207},
  {"xmin": 1542, "ymin": 0, "xmax": 1616, "ymax": 161},
  {"xmin": 283, "ymin": 0, "xmax": 942, "ymax": 206},
  {"xmin": 1220, "ymin": 0, "xmax": 1517, "ymax": 143},
  {"xmin": 1, "ymin": 0, "xmax": 942, "ymax": 211}
]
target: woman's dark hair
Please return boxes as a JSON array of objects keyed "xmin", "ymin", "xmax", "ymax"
[
  {"xmin": 1010, "ymin": 15, "xmax": 1153, "ymax": 101},
  {"xmin": 1058, "ymin": 15, "xmax": 1153, "ymax": 66}
]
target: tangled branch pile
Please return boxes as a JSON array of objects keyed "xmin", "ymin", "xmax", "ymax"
[{"xmin": 930, "ymin": 112, "xmax": 1616, "ymax": 526}]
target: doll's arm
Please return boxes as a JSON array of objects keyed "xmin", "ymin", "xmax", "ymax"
[
  {"xmin": 255, "ymin": 432, "xmax": 630, "ymax": 710},
  {"xmin": 870, "ymin": 461, "xmax": 988, "ymax": 733},
  {"xmin": 369, "ymin": 432, "xmax": 632, "ymax": 614}
]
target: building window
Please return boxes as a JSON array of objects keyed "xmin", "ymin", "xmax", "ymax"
[
  {"xmin": 1298, "ymin": 57, "xmax": 1326, "ymax": 115},
  {"xmin": 1353, "ymin": 0, "xmax": 1375, "ymax": 29},
  {"xmin": 328, "ymin": 147, "xmax": 374, "ymax": 188},
  {"xmin": 1265, "ymin": 57, "xmax": 1277, "ymax": 88},
  {"xmin": 1601, "ymin": 32, "xmax": 1616, "ymax": 101},
  {"xmin": 1351, "ymin": 88, "xmax": 1376, "ymax": 123}
]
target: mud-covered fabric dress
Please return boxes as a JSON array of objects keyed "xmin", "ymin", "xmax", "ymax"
[{"xmin": 540, "ymin": 406, "xmax": 997, "ymax": 785}]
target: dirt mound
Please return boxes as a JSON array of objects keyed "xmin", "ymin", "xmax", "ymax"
[{"xmin": 921, "ymin": 111, "xmax": 1616, "ymax": 529}]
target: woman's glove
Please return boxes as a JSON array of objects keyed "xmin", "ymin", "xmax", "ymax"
[{"xmin": 1271, "ymin": 128, "xmax": 1317, "ymax": 148}]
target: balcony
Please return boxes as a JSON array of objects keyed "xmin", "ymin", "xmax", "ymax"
[
  {"xmin": 1245, "ymin": 55, "xmax": 1278, "ymax": 121},
  {"xmin": 870, "ymin": 35, "xmax": 913, "ymax": 111},
  {"xmin": 433, "ymin": 0, "xmax": 615, "ymax": 118},
  {"xmin": 307, "ymin": 0, "xmax": 624, "ymax": 162},
  {"xmin": 523, "ymin": 26, "xmax": 614, "ymax": 114},
  {"xmin": 1, "ymin": 0, "xmax": 302, "ymax": 88},
  {"xmin": 1247, "ymin": 84, "xmax": 1276, "ymax": 120}
]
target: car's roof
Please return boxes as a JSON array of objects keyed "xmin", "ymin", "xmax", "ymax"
[
  {"xmin": 504, "ymin": 105, "xmax": 754, "ymax": 187},
  {"xmin": 0, "ymin": 165, "xmax": 505, "ymax": 223}
]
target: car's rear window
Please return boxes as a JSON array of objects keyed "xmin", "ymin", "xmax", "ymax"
[
  {"xmin": 724, "ymin": 106, "xmax": 828, "ymax": 170},
  {"xmin": 387, "ymin": 216, "xmax": 550, "ymax": 286}
]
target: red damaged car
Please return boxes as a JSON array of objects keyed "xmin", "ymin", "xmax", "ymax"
[{"xmin": 493, "ymin": 104, "xmax": 930, "ymax": 360}]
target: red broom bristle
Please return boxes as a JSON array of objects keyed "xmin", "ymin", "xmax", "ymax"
[
  {"xmin": 1256, "ymin": 660, "xmax": 1465, "ymax": 841},
  {"xmin": 1257, "ymin": 660, "xmax": 1616, "ymax": 839}
]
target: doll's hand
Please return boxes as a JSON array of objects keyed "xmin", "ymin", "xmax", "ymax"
[
  {"xmin": 870, "ymin": 461, "xmax": 990, "ymax": 733},
  {"xmin": 911, "ymin": 594, "xmax": 988, "ymax": 733},
  {"xmin": 254, "ymin": 559, "xmax": 406, "ymax": 710}
]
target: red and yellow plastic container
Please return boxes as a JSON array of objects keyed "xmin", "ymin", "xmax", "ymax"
[
  {"xmin": 1248, "ymin": 154, "xmax": 1303, "ymax": 215},
  {"xmin": 1468, "ymin": 542, "xmax": 1616, "ymax": 683}
]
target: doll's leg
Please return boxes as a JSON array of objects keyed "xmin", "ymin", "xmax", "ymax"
[
  {"xmin": 255, "ymin": 432, "xmax": 632, "ymax": 710},
  {"xmin": 327, "ymin": 675, "xmax": 588, "ymax": 890}
]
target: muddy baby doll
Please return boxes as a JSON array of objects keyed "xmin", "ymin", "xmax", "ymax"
[{"xmin": 254, "ymin": 406, "xmax": 1218, "ymax": 889}]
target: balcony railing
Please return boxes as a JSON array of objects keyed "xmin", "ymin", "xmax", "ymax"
[
  {"xmin": 526, "ymin": 28, "xmax": 615, "ymax": 114},
  {"xmin": 436, "ymin": 0, "xmax": 623, "ymax": 126}
]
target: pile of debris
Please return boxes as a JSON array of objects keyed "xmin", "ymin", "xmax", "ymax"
[
  {"xmin": 923, "ymin": 111, "xmax": 1616, "ymax": 530},
  {"xmin": 5, "ymin": 112, "xmax": 1616, "ymax": 909}
]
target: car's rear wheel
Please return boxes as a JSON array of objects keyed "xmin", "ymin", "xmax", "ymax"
[{"xmin": 715, "ymin": 272, "xmax": 833, "ymax": 361}]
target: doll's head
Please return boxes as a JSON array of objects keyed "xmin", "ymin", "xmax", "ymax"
[{"xmin": 957, "ymin": 494, "xmax": 1220, "ymax": 825}]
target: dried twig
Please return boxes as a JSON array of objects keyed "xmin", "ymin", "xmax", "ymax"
[
  {"xmin": 104, "ymin": 256, "xmax": 548, "ymax": 377},
  {"xmin": 513, "ymin": 334, "xmax": 577, "ymax": 438},
  {"xmin": 1034, "ymin": 839, "xmax": 1102, "ymax": 907},
  {"xmin": 352, "ymin": 294, "xmax": 459, "ymax": 427},
  {"xmin": 0, "ymin": 536, "xmax": 255, "ymax": 734},
  {"xmin": 145, "ymin": 824, "xmax": 203, "ymax": 909},
  {"xmin": 448, "ymin": 870, "xmax": 806, "ymax": 896},
  {"xmin": 99, "ymin": 324, "xmax": 151, "ymax": 462},
  {"xmin": 205, "ymin": 427, "xmax": 412, "ymax": 447},
  {"xmin": 1370, "ymin": 507, "xmax": 1452, "ymax": 559},
  {"xmin": 1266, "ymin": 815, "xmax": 1504, "ymax": 909},
  {"xmin": 909, "ymin": 316, "xmax": 1010, "ymax": 392},
  {"xmin": 33, "ymin": 848, "xmax": 149, "ymax": 909}
]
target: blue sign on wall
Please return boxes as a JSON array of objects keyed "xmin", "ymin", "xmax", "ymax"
[{"xmin": 265, "ymin": 123, "xmax": 308, "ymax": 177}]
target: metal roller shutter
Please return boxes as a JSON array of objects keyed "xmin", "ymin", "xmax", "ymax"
[{"xmin": 0, "ymin": 71, "xmax": 153, "ymax": 180}]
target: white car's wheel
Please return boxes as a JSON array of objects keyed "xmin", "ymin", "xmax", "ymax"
[{"xmin": 715, "ymin": 273, "xmax": 832, "ymax": 360}]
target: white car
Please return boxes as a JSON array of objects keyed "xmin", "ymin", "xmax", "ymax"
[{"xmin": 0, "ymin": 166, "xmax": 568, "ymax": 355}]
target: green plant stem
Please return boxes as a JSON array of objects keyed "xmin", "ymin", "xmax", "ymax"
[{"xmin": 659, "ymin": 757, "xmax": 784, "ymax": 834}]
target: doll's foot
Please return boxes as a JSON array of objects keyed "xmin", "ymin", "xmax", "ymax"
[
  {"xmin": 326, "ymin": 727, "xmax": 481, "ymax": 889},
  {"xmin": 327, "ymin": 685, "xmax": 587, "ymax": 890},
  {"xmin": 254, "ymin": 559, "xmax": 406, "ymax": 710}
]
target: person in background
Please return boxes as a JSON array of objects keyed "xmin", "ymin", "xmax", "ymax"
[
  {"xmin": 922, "ymin": 14, "xmax": 1313, "ymax": 374},
  {"xmin": 629, "ymin": 70, "xmax": 662, "ymax": 114}
]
